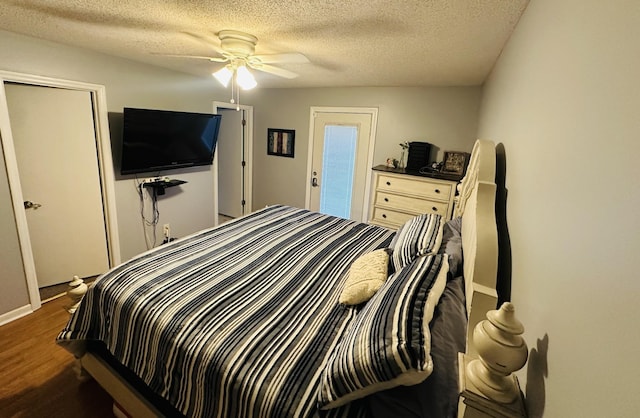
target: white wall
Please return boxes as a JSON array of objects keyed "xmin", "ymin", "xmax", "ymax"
[
  {"xmin": 249, "ymin": 87, "xmax": 482, "ymax": 209},
  {"xmin": 477, "ymin": 0, "xmax": 640, "ymax": 416}
]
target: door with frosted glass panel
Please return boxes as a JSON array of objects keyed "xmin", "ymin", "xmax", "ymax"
[{"xmin": 308, "ymin": 111, "xmax": 374, "ymax": 222}]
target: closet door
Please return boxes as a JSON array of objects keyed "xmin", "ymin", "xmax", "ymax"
[{"xmin": 5, "ymin": 83, "xmax": 109, "ymax": 288}]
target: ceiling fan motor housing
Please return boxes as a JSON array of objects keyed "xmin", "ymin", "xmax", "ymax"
[{"xmin": 218, "ymin": 30, "xmax": 257, "ymax": 57}]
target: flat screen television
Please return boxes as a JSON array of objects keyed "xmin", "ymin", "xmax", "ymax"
[{"xmin": 120, "ymin": 107, "xmax": 222, "ymax": 175}]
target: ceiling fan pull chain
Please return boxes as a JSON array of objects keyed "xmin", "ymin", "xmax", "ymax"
[{"xmin": 230, "ymin": 72, "xmax": 236, "ymax": 104}]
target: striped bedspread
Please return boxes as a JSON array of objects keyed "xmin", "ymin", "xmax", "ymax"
[{"xmin": 57, "ymin": 205, "xmax": 394, "ymax": 418}]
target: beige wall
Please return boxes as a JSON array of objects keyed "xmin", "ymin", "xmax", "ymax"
[
  {"xmin": 477, "ymin": 0, "xmax": 640, "ymax": 416},
  {"xmin": 248, "ymin": 87, "xmax": 482, "ymax": 209}
]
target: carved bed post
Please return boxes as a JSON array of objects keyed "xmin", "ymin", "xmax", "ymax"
[
  {"xmin": 65, "ymin": 275, "xmax": 92, "ymax": 381},
  {"xmin": 66, "ymin": 275, "xmax": 88, "ymax": 314}
]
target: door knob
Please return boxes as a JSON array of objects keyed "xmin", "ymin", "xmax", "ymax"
[{"xmin": 24, "ymin": 201, "xmax": 42, "ymax": 210}]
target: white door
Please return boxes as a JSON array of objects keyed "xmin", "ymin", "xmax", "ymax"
[
  {"xmin": 212, "ymin": 102, "xmax": 253, "ymax": 225},
  {"xmin": 307, "ymin": 108, "xmax": 377, "ymax": 222},
  {"xmin": 217, "ymin": 108, "xmax": 246, "ymax": 218},
  {"xmin": 5, "ymin": 83, "xmax": 110, "ymax": 288}
]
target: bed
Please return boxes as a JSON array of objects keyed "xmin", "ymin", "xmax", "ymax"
[{"xmin": 57, "ymin": 139, "xmax": 498, "ymax": 418}]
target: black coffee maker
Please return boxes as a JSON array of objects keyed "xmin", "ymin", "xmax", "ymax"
[{"xmin": 405, "ymin": 142, "xmax": 432, "ymax": 172}]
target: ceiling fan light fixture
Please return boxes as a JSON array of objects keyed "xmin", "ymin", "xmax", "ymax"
[
  {"xmin": 236, "ymin": 65, "xmax": 257, "ymax": 90},
  {"xmin": 213, "ymin": 66, "xmax": 232, "ymax": 87}
]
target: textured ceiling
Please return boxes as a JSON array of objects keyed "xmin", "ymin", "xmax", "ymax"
[{"xmin": 0, "ymin": 0, "xmax": 529, "ymax": 88}]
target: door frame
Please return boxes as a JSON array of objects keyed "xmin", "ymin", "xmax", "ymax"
[
  {"xmin": 305, "ymin": 106, "xmax": 378, "ymax": 222},
  {"xmin": 0, "ymin": 71, "xmax": 121, "ymax": 312},
  {"xmin": 212, "ymin": 101, "xmax": 254, "ymax": 225}
]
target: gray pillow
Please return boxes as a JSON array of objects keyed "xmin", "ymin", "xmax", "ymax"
[{"xmin": 438, "ymin": 217, "xmax": 463, "ymax": 279}]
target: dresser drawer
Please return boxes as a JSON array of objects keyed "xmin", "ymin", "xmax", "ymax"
[
  {"xmin": 376, "ymin": 174, "xmax": 452, "ymax": 200},
  {"xmin": 375, "ymin": 191, "xmax": 449, "ymax": 216},
  {"xmin": 371, "ymin": 207, "xmax": 418, "ymax": 228}
]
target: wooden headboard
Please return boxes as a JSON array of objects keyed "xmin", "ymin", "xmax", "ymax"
[{"xmin": 453, "ymin": 139, "xmax": 499, "ymax": 356}]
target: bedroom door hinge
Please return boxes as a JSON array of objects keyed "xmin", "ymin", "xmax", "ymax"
[
  {"xmin": 241, "ymin": 200, "xmax": 246, "ymax": 206},
  {"xmin": 241, "ymin": 160, "xmax": 246, "ymax": 167},
  {"xmin": 242, "ymin": 119, "xmax": 246, "ymax": 126}
]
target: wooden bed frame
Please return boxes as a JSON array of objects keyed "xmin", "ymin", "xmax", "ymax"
[
  {"xmin": 67, "ymin": 139, "xmax": 498, "ymax": 418},
  {"xmin": 453, "ymin": 139, "xmax": 498, "ymax": 357}
]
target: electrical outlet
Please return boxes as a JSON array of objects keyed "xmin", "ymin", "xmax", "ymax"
[{"xmin": 163, "ymin": 224, "xmax": 170, "ymax": 239}]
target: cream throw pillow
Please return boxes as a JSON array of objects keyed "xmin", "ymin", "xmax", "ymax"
[{"xmin": 340, "ymin": 249, "xmax": 389, "ymax": 305}]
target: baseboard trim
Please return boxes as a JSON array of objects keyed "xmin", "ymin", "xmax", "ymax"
[{"xmin": 0, "ymin": 304, "xmax": 33, "ymax": 326}]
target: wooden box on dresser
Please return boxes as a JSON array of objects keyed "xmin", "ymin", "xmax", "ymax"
[{"xmin": 368, "ymin": 165, "xmax": 462, "ymax": 229}]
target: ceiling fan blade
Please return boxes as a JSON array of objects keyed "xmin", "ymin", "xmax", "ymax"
[
  {"xmin": 181, "ymin": 31, "xmax": 227, "ymax": 55},
  {"xmin": 251, "ymin": 63, "xmax": 299, "ymax": 79},
  {"xmin": 154, "ymin": 53, "xmax": 228, "ymax": 63},
  {"xmin": 252, "ymin": 53, "xmax": 310, "ymax": 64}
]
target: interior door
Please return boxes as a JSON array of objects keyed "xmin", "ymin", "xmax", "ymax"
[
  {"xmin": 308, "ymin": 111, "xmax": 375, "ymax": 222},
  {"xmin": 5, "ymin": 83, "xmax": 109, "ymax": 288},
  {"xmin": 217, "ymin": 108, "xmax": 245, "ymax": 218}
]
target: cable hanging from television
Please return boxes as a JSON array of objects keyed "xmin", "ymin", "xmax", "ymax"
[{"xmin": 136, "ymin": 177, "xmax": 160, "ymax": 249}]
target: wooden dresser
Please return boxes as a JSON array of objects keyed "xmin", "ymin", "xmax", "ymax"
[{"xmin": 368, "ymin": 165, "xmax": 461, "ymax": 229}]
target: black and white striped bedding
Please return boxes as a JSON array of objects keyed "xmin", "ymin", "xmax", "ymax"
[
  {"xmin": 319, "ymin": 254, "xmax": 449, "ymax": 409},
  {"xmin": 58, "ymin": 205, "xmax": 395, "ymax": 418}
]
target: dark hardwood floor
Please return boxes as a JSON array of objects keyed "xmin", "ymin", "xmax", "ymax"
[{"xmin": 0, "ymin": 296, "xmax": 113, "ymax": 418}]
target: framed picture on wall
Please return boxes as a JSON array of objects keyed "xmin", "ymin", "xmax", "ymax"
[
  {"xmin": 267, "ymin": 128, "xmax": 295, "ymax": 158},
  {"xmin": 442, "ymin": 151, "xmax": 470, "ymax": 175}
]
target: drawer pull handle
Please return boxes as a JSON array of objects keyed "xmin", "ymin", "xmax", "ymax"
[
  {"xmin": 386, "ymin": 181, "xmax": 391, "ymax": 186},
  {"xmin": 384, "ymin": 197, "xmax": 389, "ymax": 202},
  {"xmin": 435, "ymin": 189, "xmax": 440, "ymax": 193},
  {"xmin": 432, "ymin": 207, "xmax": 438, "ymax": 212},
  {"xmin": 382, "ymin": 214, "xmax": 387, "ymax": 219}
]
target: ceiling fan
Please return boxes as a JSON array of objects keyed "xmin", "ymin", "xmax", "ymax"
[
  {"xmin": 167, "ymin": 30, "xmax": 310, "ymax": 80},
  {"xmin": 164, "ymin": 30, "xmax": 309, "ymax": 108}
]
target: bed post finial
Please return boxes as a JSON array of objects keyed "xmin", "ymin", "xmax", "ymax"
[
  {"xmin": 66, "ymin": 275, "xmax": 88, "ymax": 314},
  {"xmin": 466, "ymin": 302, "xmax": 528, "ymax": 403}
]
